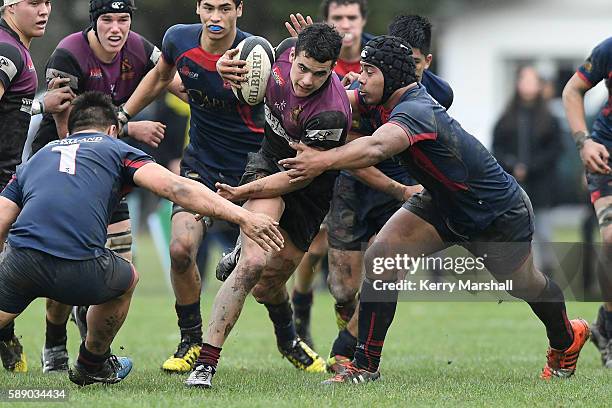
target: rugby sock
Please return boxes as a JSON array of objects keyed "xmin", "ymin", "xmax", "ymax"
[
  {"xmin": 175, "ymin": 301, "xmax": 202, "ymax": 343},
  {"xmin": 78, "ymin": 342, "xmax": 110, "ymax": 371},
  {"xmin": 604, "ymin": 309, "xmax": 612, "ymax": 339},
  {"xmin": 292, "ymin": 289, "xmax": 313, "ymax": 329},
  {"xmin": 197, "ymin": 343, "xmax": 221, "ymax": 369},
  {"xmin": 265, "ymin": 300, "xmax": 297, "ymax": 346},
  {"xmin": 0, "ymin": 321, "xmax": 15, "ymax": 342},
  {"xmin": 334, "ymin": 299, "xmax": 357, "ymax": 328},
  {"xmin": 354, "ymin": 278, "xmax": 398, "ymax": 372},
  {"xmin": 527, "ymin": 277, "xmax": 573, "ymax": 350},
  {"xmin": 330, "ymin": 328, "xmax": 357, "ymax": 359},
  {"xmin": 45, "ymin": 318, "xmax": 67, "ymax": 348}
]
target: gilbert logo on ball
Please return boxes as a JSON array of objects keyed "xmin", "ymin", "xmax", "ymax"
[{"xmin": 232, "ymin": 36, "xmax": 275, "ymax": 106}]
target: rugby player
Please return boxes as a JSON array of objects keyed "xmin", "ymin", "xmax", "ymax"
[
  {"xmin": 289, "ymin": 0, "xmax": 374, "ymax": 349},
  {"xmin": 185, "ymin": 23, "xmax": 350, "ymax": 388},
  {"xmin": 0, "ymin": 91, "xmax": 283, "ymax": 386},
  {"xmin": 29, "ymin": 0, "xmax": 185, "ymax": 374},
  {"xmin": 280, "ymin": 36, "xmax": 590, "ymax": 383},
  {"xmin": 328, "ymin": 15, "xmax": 455, "ymax": 372},
  {"xmin": 286, "ymin": 14, "xmax": 454, "ymax": 371},
  {"xmin": 563, "ymin": 36, "xmax": 612, "ymax": 368},
  {"xmin": 0, "ymin": 0, "xmax": 75, "ymax": 373},
  {"xmin": 121, "ymin": 0, "xmax": 273, "ymax": 374}
]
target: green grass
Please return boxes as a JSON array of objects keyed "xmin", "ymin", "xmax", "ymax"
[{"xmin": 1, "ymin": 234, "xmax": 610, "ymax": 407}]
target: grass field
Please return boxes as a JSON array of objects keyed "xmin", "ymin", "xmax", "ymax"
[{"xmin": 1, "ymin": 234, "xmax": 611, "ymax": 407}]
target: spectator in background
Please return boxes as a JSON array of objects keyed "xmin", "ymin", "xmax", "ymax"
[{"xmin": 493, "ymin": 65, "xmax": 562, "ymax": 274}]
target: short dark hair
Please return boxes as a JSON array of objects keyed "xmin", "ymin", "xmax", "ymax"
[
  {"xmin": 197, "ymin": 0, "xmax": 242, "ymax": 6},
  {"xmin": 388, "ymin": 15, "xmax": 432, "ymax": 55},
  {"xmin": 320, "ymin": 0, "xmax": 367, "ymax": 21},
  {"xmin": 68, "ymin": 92, "xmax": 119, "ymax": 134},
  {"xmin": 295, "ymin": 23, "xmax": 342, "ymax": 64}
]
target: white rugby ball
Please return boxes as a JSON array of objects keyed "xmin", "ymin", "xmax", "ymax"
[{"xmin": 232, "ymin": 36, "xmax": 275, "ymax": 106}]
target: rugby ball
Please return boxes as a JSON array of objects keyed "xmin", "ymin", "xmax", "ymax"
[{"xmin": 232, "ymin": 36, "xmax": 275, "ymax": 106}]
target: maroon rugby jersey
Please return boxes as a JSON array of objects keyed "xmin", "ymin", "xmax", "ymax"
[
  {"xmin": 0, "ymin": 19, "xmax": 38, "ymax": 187},
  {"xmin": 30, "ymin": 28, "xmax": 160, "ymax": 154}
]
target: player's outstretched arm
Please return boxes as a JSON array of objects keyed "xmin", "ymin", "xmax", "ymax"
[
  {"xmin": 279, "ymin": 123, "xmax": 411, "ymax": 183},
  {"xmin": 123, "ymin": 56, "xmax": 177, "ymax": 121},
  {"xmin": 350, "ymin": 166, "xmax": 422, "ymax": 201},
  {"xmin": 133, "ymin": 163, "xmax": 284, "ymax": 252},
  {"xmin": 562, "ymin": 74, "xmax": 611, "ymax": 174},
  {"xmin": 167, "ymin": 72, "xmax": 188, "ymax": 103},
  {"xmin": 215, "ymin": 172, "xmax": 311, "ymax": 202},
  {"xmin": 0, "ymin": 197, "xmax": 20, "ymax": 252}
]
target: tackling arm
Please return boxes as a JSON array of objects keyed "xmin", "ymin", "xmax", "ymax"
[
  {"xmin": 279, "ymin": 123, "xmax": 411, "ymax": 182},
  {"xmin": 123, "ymin": 56, "xmax": 177, "ymax": 118},
  {"xmin": 216, "ymin": 172, "xmax": 311, "ymax": 202},
  {"xmin": 349, "ymin": 166, "xmax": 422, "ymax": 201},
  {"xmin": 133, "ymin": 163, "xmax": 284, "ymax": 251}
]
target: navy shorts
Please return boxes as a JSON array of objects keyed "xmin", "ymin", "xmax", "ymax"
[
  {"xmin": 172, "ymin": 149, "xmax": 243, "ymax": 218},
  {"xmin": 327, "ymin": 172, "xmax": 414, "ymax": 250},
  {"xmin": 586, "ymin": 141, "xmax": 612, "ymax": 204},
  {"xmin": 402, "ymin": 188, "xmax": 534, "ymax": 275},
  {"xmin": 0, "ymin": 244, "xmax": 136, "ymax": 314}
]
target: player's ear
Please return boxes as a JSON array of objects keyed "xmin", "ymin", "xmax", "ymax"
[
  {"xmin": 425, "ymin": 54, "xmax": 433, "ymax": 70},
  {"xmin": 107, "ymin": 125, "xmax": 118, "ymax": 137},
  {"xmin": 289, "ymin": 48, "xmax": 295, "ymax": 63},
  {"xmin": 236, "ymin": 2, "xmax": 243, "ymax": 18}
]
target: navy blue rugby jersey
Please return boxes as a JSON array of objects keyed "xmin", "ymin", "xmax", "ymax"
[
  {"xmin": 162, "ymin": 24, "xmax": 264, "ymax": 176},
  {"xmin": 349, "ymin": 69, "xmax": 454, "ymax": 181},
  {"xmin": 2, "ymin": 133, "xmax": 152, "ymax": 260},
  {"xmin": 577, "ymin": 37, "xmax": 612, "ymax": 145},
  {"xmin": 360, "ymin": 84, "xmax": 521, "ymax": 231}
]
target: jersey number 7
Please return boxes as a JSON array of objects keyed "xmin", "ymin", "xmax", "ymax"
[{"xmin": 52, "ymin": 144, "xmax": 80, "ymax": 175}]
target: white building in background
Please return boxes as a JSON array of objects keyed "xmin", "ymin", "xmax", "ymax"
[{"xmin": 436, "ymin": 0, "xmax": 611, "ymax": 147}]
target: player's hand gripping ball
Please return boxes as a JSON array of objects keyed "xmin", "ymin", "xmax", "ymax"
[{"xmin": 232, "ymin": 36, "xmax": 275, "ymax": 106}]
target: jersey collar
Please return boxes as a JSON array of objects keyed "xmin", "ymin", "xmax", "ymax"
[{"xmin": 0, "ymin": 18, "xmax": 25, "ymax": 46}]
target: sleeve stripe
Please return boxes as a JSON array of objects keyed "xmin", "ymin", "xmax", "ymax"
[
  {"xmin": 387, "ymin": 120, "xmax": 412, "ymax": 141},
  {"xmin": 388, "ymin": 121, "xmax": 437, "ymax": 145},
  {"xmin": 150, "ymin": 47, "xmax": 162, "ymax": 65},
  {"xmin": 45, "ymin": 68, "xmax": 79, "ymax": 89},
  {"xmin": 576, "ymin": 70, "xmax": 593, "ymax": 87},
  {"xmin": 0, "ymin": 55, "xmax": 18, "ymax": 82},
  {"xmin": 123, "ymin": 158, "xmax": 153, "ymax": 169}
]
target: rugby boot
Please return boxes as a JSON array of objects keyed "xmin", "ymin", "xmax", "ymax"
[
  {"xmin": 278, "ymin": 338, "xmax": 326, "ymax": 373},
  {"xmin": 216, "ymin": 237, "xmax": 241, "ymax": 282},
  {"xmin": 322, "ymin": 361, "xmax": 380, "ymax": 385},
  {"xmin": 185, "ymin": 364, "xmax": 215, "ymax": 388},
  {"xmin": 326, "ymin": 354, "xmax": 351, "ymax": 374},
  {"xmin": 41, "ymin": 344, "xmax": 69, "ymax": 373},
  {"xmin": 541, "ymin": 318, "xmax": 590, "ymax": 379},
  {"xmin": 0, "ymin": 335, "xmax": 27, "ymax": 372},
  {"xmin": 162, "ymin": 338, "xmax": 201, "ymax": 373},
  {"xmin": 69, "ymin": 355, "xmax": 132, "ymax": 386}
]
